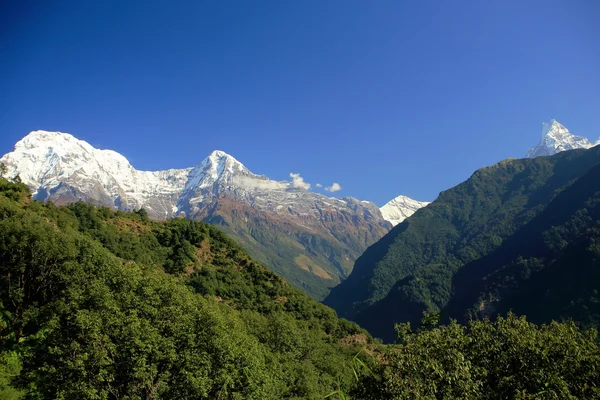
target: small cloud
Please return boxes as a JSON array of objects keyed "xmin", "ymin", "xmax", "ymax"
[
  {"xmin": 289, "ymin": 173, "xmax": 310, "ymax": 190},
  {"xmin": 325, "ymin": 182, "xmax": 342, "ymax": 192},
  {"xmin": 316, "ymin": 183, "xmax": 323, "ymax": 188},
  {"xmin": 235, "ymin": 176, "xmax": 287, "ymax": 190}
]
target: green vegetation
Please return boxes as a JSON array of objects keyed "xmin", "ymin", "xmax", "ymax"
[
  {"xmin": 0, "ymin": 177, "xmax": 368, "ymax": 399},
  {"xmin": 0, "ymin": 175, "xmax": 599, "ymax": 398},
  {"xmin": 445, "ymin": 159, "xmax": 600, "ymax": 330},
  {"xmin": 325, "ymin": 146, "xmax": 600, "ymax": 341},
  {"xmin": 355, "ymin": 313, "xmax": 600, "ymax": 399}
]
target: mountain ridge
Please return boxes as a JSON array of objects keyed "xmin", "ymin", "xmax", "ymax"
[{"xmin": 1, "ymin": 129, "xmax": 409, "ymax": 299}]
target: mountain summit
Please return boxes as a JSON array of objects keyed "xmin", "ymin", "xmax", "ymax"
[
  {"xmin": 1, "ymin": 130, "xmax": 391, "ymax": 299},
  {"xmin": 2, "ymin": 130, "xmax": 191, "ymax": 216},
  {"xmin": 526, "ymin": 119, "xmax": 598, "ymax": 158},
  {"xmin": 0, "ymin": 131, "xmax": 312, "ymax": 218},
  {"xmin": 380, "ymin": 195, "xmax": 429, "ymax": 226}
]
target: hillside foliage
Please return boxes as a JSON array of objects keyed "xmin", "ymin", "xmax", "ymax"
[
  {"xmin": 354, "ymin": 314, "xmax": 600, "ymax": 400},
  {"xmin": 0, "ymin": 177, "xmax": 367, "ymax": 399},
  {"xmin": 325, "ymin": 146, "xmax": 600, "ymax": 341}
]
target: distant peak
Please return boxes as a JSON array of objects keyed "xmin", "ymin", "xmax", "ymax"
[
  {"xmin": 541, "ymin": 119, "xmax": 568, "ymax": 138},
  {"xmin": 27, "ymin": 129, "xmax": 64, "ymax": 136},
  {"xmin": 19, "ymin": 130, "xmax": 74, "ymax": 142},
  {"xmin": 388, "ymin": 195, "xmax": 414, "ymax": 202},
  {"xmin": 527, "ymin": 119, "xmax": 596, "ymax": 158},
  {"xmin": 208, "ymin": 149, "xmax": 233, "ymax": 159},
  {"xmin": 204, "ymin": 149, "xmax": 243, "ymax": 166},
  {"xmin": 14, "ymin": 130, "xmax": 85, "ymax": 152},
  {"xmin": 380, "ymin": 194, "xmax": 430, "ymax": 226},
  {"xmin": 193, "ymin": 149, "xmax": 249, "ymax": 180}
]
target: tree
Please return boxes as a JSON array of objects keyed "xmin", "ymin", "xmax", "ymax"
[
  {"xmin": 354, "ymin": 313, "xmax": 600, "ymax": 399},
  {"xmin": 0, "ymin": 352, "xmax": 24, "ymax": 399},
  {"xmin": 136, "ymin": 207, "xmax": 148, "ymax": 220}
]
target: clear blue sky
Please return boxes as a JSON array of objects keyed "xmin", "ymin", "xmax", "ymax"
[{"xmin": 1, "ymin": 0, "xmax": 599, "ymax": 205}]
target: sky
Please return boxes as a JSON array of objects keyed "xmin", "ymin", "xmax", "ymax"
[{"xmin": 1, "ymin": 0, "xmax": 599, "ymax": 205}]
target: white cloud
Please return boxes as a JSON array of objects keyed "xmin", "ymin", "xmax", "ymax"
[
  {"xmin": 289, "ymin": 173, "xmax": 310, "ymax": 190},
  {"xmin": 325, "ymin": 182, "xmax": 342, "ymax": 192},
  {"xmin": 235, "ymin": 176, "xmax": 287, "ymax": 190},
  {"xmin": 315, "ymin": 183, "xmax": 323, "ymax": 188}
]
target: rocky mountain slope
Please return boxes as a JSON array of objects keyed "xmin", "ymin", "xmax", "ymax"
[{"xmin": 0, "ymin": 130, "xmax": 392, "ymax": 299}]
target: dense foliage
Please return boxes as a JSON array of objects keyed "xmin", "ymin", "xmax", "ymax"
[
  {"xmin": 325, "ymin": 146, "xmax": 600, "ymax": 341},
  {"xmin": 446, "ymin": 160, "xmax": 600, "ymax": 329},
  {"xmin": 0, "ymin": 175, "xmax": 599, "ymax": 398},
  {"xmin": 0, "ymin": 177, "xmax": 367, "ymax": 399},
  {"xmin": 355, "ymin": 314, "xmax": 600, "ymax": 399}
]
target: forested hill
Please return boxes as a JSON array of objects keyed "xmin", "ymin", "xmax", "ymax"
[
  {"xmin": 0, "ymin": 177, "xmax": 369, "ymax": 399},
  {"xmin": 324, "ymin": 146, "xmax": 600, "ymax": 342},
  {"xmin": 1, "ymin": 174, "xmax": 600, "ymax": 398}
]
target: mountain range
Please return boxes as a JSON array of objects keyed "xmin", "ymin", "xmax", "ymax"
[
  {"xmin": 4, "ymin": 157, "xmax": 597, "ymax": 399},
  {"xmin": 0, "ymin": 130, "xmax": 428, "ymax": 299},
  {"xmin": 0, "ymin": 119, "xmax": 596, "ymax": 302}
]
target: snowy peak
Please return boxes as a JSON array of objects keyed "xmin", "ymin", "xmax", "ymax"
[
  {"xmin": 202, "ymin": 150, "xmax": 249, "ymax": 179},
  {"xmin": 380, "ymin": 195, "xmax": 430, "ymax": 226},
  {"xmin": 527, "ymin": 120, "xmax": 596, "ymax": 158},
  {"xmin": 541, "ymin": 119, "xmax": 566, "ymax": 137},
  {"xmin": 180, "ymin": 150, "xmax": 256, "ymax": 202},
  {"xmin": 16, "ymin": 130, "xmax": 79, "ymax": 148},
  {"xmin": 2, "ymin": 130, "xmax": 384, "ymax": 222},
  {"xmin": 1, "ymin": 130, "xmax": 192, "ymax": 217},
  {"xmin": 15, "ymin": 130, "xmax": 129, "ymax": 167},
  {"xmin": 4, "ymin": 130, "xmax": 134, "ymax": 191}
]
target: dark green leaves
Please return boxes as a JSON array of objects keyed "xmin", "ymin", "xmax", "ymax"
[{"xmin": 357, "ymin": 314, "xmax": 600, "ymax": 400}]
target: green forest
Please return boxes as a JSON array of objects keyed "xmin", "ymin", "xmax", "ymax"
[
  {"xmin": 326, "ymin": 146, "xmax": 600, "ymax": 342},
  {"xmin": 0, "ymin": 175, "xmax": 599, "ymax": 398}
]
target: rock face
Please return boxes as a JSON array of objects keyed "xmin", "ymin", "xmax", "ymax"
[
  {"xmin": 526, "ymin": 119, "xmax": 598, "ymax": 158},
  {"xmin": 1, "ymin": 130, "xmax": 391, "ymax": 299},
  {"xmin": 380, "ymin": 195, "xmax": 429, "ymax": 226}
]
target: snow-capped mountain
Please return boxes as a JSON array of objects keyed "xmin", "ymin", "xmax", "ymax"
[
  {"xmin": 526, "ymin": 119, "xmax": 598, "ymax": 158},
  {"xmin": 0, "ymin": 130, "xmax": 354, "ymax": 218},
  {"xmin": 1, "ymin": 130, "xmax": 191, "ymax": 216},
  {"xmin": 380, "ymin": 195, "xmax": 430, "ymax": 226},
  {"xmin": 1, "ymin": 130, "xmax": 391, "ymax": 299}
]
